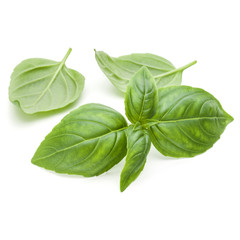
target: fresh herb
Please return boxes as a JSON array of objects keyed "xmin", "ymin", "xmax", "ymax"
[
  {"xmin": 32, "ymin": 103, "xmax": 128, "ymax": 176},
  {"xmin": 95, "ymin": 50, "xmax": 196, "ymax": 92},
  {"xmin": 32, "ymin": 66, "xmax": 233, "ymax": 191},
  {"xmin": 9, "ymin": 48, "xmax": 85, "ymax": 114},
  {"xmin": 120, "ymin": 123, "xmax": 151, "ymax": 192}
]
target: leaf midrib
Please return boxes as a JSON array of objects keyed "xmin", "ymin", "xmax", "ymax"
[
  {"xmin": 24, "ymin": 61, "xmax": 67, "ymax": 109},
  {"xmin": 33, "ymin": 127, "xmax": 128, "ymax": 162},
  {"xmin": 96, "ymin": 53, "xmax": 130, "ymax": 82},
  {"xmin": 146, "ymin": 116, "xmax": 229, "ymax": 127}
]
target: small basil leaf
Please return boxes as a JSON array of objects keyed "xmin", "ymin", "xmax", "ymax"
[
  {"xmin": 146, "ymin": 86, "xmax": 233, "ymax": 158},
  {"xmin": 32, "ymin": 103, "xmax": 128, "ymax": 176},
  {"xmin": 9, "ymin": 48, "xmax": 85, "ymax": 114},
  {"xmin": 125, "ymin": 66, "xmax": 158, "ymax": 124},
  {"xmin": 95, "ymin": 50, "xmax": 196, "ymax": 92},
  {"xmin": 120, "ymin": 124, "xmax": 151, "ymax": 192}
]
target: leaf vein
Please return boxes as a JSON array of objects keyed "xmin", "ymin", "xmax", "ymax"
[{"xmin": 33, "ymin": 127, "xmax": 127, "ymax": 161}]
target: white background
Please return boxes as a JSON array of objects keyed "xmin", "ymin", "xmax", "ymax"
[{"xmin": 1, "ymin": 0, "xmax": 239, "ymax": 239}]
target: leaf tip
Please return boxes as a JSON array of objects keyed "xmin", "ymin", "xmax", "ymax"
[
  {"xmin": 120, "ymin": 182, "xmax": 128, "ymax": 192},
  {"xmin": 226, "ymin": 114, "xmax": 234, "ymax": 124},
  {"xmin": 31, "ymin": 154, "xmax": 38, "ymax": 165},
  {"xmin": 133, "ymin": 65, "xmax": 153, "ymax": 80},
  {"xmin": 120, "ymin": 173, "xmax": 129, "ymax": 192},
  {"xmin": 223, "ymin": 109, "xmax": 234, "ymax": 125},
  {"xmin": 140, "ymin": 65, "xmax": 149, "ymax": 72},
  {"xmin": 120, "ymin": 173, "xmax": 134, "ymax": 192}
]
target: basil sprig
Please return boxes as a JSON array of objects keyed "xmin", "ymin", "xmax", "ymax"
[
  {"xmin": 95, "ymin": 50, "xmax": 196, "ymax": 92},
  {"xmin": 32, "ymin": 67, "xmax": 233, "ymax": 191},
  {"xmin": 9, "ymin": 49, "xmax": 85, "ymax": 114}
]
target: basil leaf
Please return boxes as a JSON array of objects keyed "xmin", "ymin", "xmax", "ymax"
[
  {"xmin": 9, "ymin": 48, "xmax": 85, "ymax": 114},
  {"xmin": 125, "ymin": 66, "xmax": 158, "ymax": 124},
  {"xmin": 146, "ymin": 86, "xmax": 233, "ymax": 158},
  {"xmin": 120, "ymin": 124, "xmax": 151, "ymax": 192},
  {"xmin": 95, "ymin": 50, "xmax": 196, "ymax": 92},
  {"xmin": 31, "ymin": 103, "xmax": 128, "ymax": 176}
]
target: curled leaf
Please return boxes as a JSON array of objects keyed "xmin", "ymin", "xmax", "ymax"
[
  {"xmin": 9, "ymin": 48, "xmax": 85, "ymax": 114},
  {"xmin": 95, "ymin": 50, "xmax": 196, "ymax": 92}
]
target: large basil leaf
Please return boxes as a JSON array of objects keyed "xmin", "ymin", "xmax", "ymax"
[
  {"xmin": 146, "ymin": 86, "xmax": 233, "ymax": 158},
  {"xmin": 125, "ymin": 67, "xmax": 158, "ymax": 124},
  {"xmin": 9, "ymin": 48, "xmax": 85, "ymax": 114},
  {"xmin": 32, "ymin": 104, "xmax": 128, "ymax": 176},
  {"xmin": 120, "ymin": 124, "xmax": 151, "ymax": 192},
  {"xmin": 95, "ymin": 50, "xmax": 196, "ymax": 92}
]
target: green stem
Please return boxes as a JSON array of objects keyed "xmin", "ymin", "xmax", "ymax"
[
  {"xmin": 61, "ymin": 48, "xmax": 72, "ymax": 64},
  {"xmin": 154, "ymin": 60, "xmax": 197, "ymax": 79}
]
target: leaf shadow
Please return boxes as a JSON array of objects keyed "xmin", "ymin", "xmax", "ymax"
[
  {"xmin": 101, "ymin": 79, "xmax": 125, "ymax": 98},
  {"xmin": 148, "ymin": 146, "xmax": 183, "ymax": 161},
  {"xmin": 40, "ymin": 158, "xmax": 126, "ymax": 180}
]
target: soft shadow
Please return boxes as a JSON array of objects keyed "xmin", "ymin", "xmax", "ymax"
[
  {"xmin": 101, "ymin": 78, "xmax": 125, "ymax": 98},
  {"xmin": 38, "ymin": 158, "xmax": 126, "ymax": 180},
  {"xmin": 108, "ymin": 85, "xmax": 125, "ymax": 98},
  {"xmin": 49, "ymin": 170, "xmax": 86, "ymax": 179},
  {"xmin": 148, "ymin": 146, "xmax": 183, "ymax": 161}
]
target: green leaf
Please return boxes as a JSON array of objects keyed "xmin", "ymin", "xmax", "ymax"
[
  {"xmin": 146, "ymin": 86, "xmax": 233, "ymax": 158},
  {"xmin": 9, "ymin": 48, "xmax": 85, "ymax": 114},
  {"xmin": 95, "ymin": 50, "xmax": 196, "ymax": 93},
  {"xmin": 32, "ymin": 103, "xmax": 128, "ymax": 176},
  {"xmin": 120, "ymin": 124, "xmax": 151, "ymax": 192},
  {"xmin": 125, "ymin": 66, "xmax": 158, "ymax": 124}
]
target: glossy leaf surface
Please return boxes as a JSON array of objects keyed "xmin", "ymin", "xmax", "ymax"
[
  {"xmin": 32, "ymin": 104, "xmax": 128, "ymax": 176},
  {"xmin": 95, "ymin": 50, "xmax": 196, "ymax": 92},
  {"xmin": 147, "ymin": 86, "xmax": 233, "ymax": 157},
  {"xmin": 9, "ymin": 48, "xmax": 85, "ymax": 114},
  {"xmin": 120, "ymin": 124, "xmax": 151, "ymax": 192},
  {"xmin": 125, "ymin": 67, "xmax": 158, "ymax": 124}
]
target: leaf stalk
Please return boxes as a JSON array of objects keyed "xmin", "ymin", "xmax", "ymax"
[
  {"xmin": 154, "ymin": 60, "xmax": 197, "ymax": 79},
  {"xmin": 61, "ymin": 48, "xmax": 72, "ymax": 64}
]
